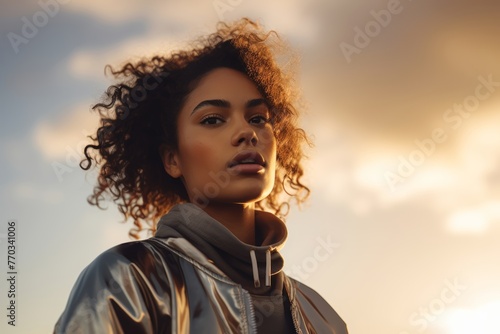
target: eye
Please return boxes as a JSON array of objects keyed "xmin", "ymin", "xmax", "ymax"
[
  {"xmin": 200, "ymin": 114, "xmax": 224, "ymax": 125},
  {"xmin": 249, "ymin": 115, "xmax": 270, "ymax": 124}
]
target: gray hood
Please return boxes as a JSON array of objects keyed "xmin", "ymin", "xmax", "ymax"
[{"xmin": 155, "ymin": 203, "xmax": 287, "ymax": 295}]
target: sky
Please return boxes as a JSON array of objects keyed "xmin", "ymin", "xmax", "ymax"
[{"xmin": 1, "ymin": 0, "xmax": 500, "ymax": 333}]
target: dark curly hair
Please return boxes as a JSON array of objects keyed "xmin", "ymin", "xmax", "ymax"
[{"xmin": 81, "ymin": 18, "xmax": 311, "ymax": 239}]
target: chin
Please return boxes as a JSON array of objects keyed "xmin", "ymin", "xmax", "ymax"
[{"xmin": 220, "ymin": 184, "xmax": 273, "ymax": 204}]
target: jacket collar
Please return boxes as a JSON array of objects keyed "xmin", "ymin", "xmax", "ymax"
[{"xmin": 154, "ymin": 203, "xmax": 288, "ymax": 294}]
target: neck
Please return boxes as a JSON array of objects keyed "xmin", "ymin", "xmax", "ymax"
[{"xmin": 197, "ymin": 202, "xmax": 256, "ymax": 245}]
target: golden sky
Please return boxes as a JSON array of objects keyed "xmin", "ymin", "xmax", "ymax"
[{"xmin": 1, "ymin": 0, "xmax": 499, "ymax": 333}]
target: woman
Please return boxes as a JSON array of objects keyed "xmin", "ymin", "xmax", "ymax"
[{"xmin": 55, "ymin": 18, "xmax": 348, "ymax": 333}]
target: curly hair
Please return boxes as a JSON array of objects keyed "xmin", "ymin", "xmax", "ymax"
[{"xmin": 81, "ymin": 18, "xmax": 311, "ymax": 239}]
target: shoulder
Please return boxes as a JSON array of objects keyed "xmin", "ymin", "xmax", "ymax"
[
  {"xmin": 78, "ymin": 240, "xmax": 151, "ymax": 277},
  {"xmin": 55, "ymin": 240, "xmax": 178, "ymax": 333},
  {"xmin": 287, "ymin": 276, "xmax": 348, "ymax": 333},
  {"xmin": 97, "ymin": 239, "xmax": 165, "ymax": 261},
  {"xmin": 65, "ymin": 239, "xmax": 183, "ymax": 303},
  {"xmin": 84, "ymin": 239, "xmax": 178, "ymax": 275},
  {"xmin": 69, "ymin": 239, "xmax": 186, "ymax": 297}
]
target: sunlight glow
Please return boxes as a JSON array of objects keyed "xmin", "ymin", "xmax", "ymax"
[
  {"xmin": 442, "ymin": 302, "xmax": 500, "ymax": 334},
  {"xmin": 446, "ymin": 202, "xmax": 500, "ymax": 235}
]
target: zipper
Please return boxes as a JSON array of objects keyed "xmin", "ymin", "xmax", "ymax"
[
  {"xmin": 284, "ymin": 276, "xmax": 303, "ymax": 334},
  {"xmin": 290, "ymin": 298, "xmax": 302, "ymax": 334},
  {"xmin": 242, "ymin": 289, "xmax": 258, "ymax": 334}
]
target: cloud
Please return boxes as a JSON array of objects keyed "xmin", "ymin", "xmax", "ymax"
[
  {"xmin": 67, "ymin": 0, "xmax": 222, "ymax": 24},
  {"xmin": 305, "ymin": 105, "xmax": 500, "ymax": 233},
  {"xmin": 66, "ymin": 35, "xmax": 183, "ymax": 81},
  {"xmin": 64, "ymin": 0, "xmax": 320, "ymax": 82},
  {"xmin": 218, "ymin": 0, "xmax": 321, "ymax": 44},
  {"xmin": 304, "ymin": 0, "xmax": 500, "ymax": 142},
  {"xmin": 441, "ymin": 301, "xmax": 500, "ymax": 333},
  {"xmin": 33, "ymin": 102, "xmax": 99, "ymax": 160},
  {"xmin": 446, "ymin": 202, "xmax": 500, "ymax": 235},
  {"xmin": 64, "ymin": 0, "xmax": 176, "ymax": 24},
  {"xmin": 62, "ymin": 0, "xmax": 320, "ymax": 37}
]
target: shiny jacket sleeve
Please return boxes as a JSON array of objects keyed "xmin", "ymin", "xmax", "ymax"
[
  {"xmin": 54, "ymin": 241, "xmax": 172, "ymax": 334},
  {"xmin": 291, "ymin": 278, "xmax": 349, "ymax": 334}
]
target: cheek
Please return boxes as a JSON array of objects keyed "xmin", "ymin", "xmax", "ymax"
[
  {"xmin": 259, "ymin": 126, "xmax": 276, "ymax": 146},
  {"xmin": 261, "ymin": 128, "xmax": 277, "ymax": 158},
  {"xmin": 180, "ymin": 139, "xmax": 218, "ymax": 171}
]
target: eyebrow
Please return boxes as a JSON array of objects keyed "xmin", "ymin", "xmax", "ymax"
[{"xmin": 191, "ymin": 98, "xmax": 268, "ymax": 115}]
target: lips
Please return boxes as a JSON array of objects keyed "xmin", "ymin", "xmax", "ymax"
[{"xmin": 227, "ymin": 150, "xmax": 266, "ymax": 168}]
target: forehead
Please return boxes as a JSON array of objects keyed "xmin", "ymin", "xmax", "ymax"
[{"xmin": 187, "ymin": 67, "xmax": 263, "ymax": 103}]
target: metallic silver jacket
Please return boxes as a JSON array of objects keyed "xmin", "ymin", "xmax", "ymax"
[{"xmin": 55, "ymin": 236, "xmax": 348, "ymax": 333}]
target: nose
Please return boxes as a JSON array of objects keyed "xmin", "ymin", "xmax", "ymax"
[{"xmin": 231, "ymin": 118, "xmax": 258, "ymax": 146}]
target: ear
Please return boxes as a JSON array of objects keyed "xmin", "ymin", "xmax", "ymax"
[{"xmin": 159, "ymin": 144, "xmax": 182, "ymax": 179}]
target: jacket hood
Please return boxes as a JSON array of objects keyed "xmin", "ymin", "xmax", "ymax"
[{"xmin": 154, "ymin": 203, "xmax": 288, "ymax": 295}]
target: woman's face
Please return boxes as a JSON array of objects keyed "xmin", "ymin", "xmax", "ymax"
[{"xmin": 162, "ymin": 67, "xmax": 277, "ymax": 207}]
